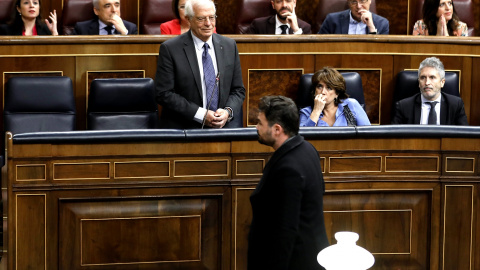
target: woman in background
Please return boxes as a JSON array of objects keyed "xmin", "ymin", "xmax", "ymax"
[
  {"xmin": 413, "ymin": 0, "xmax": 467, "ymax": 36},
  {"xmin": 0, "ymin": 0, "xmax": 57, "ymax": 36},
  {"xmin": 160, "ymin": 0, "xmax": 190, "ymax": 35},
  {"xmin": 160, "ymin": 0, "xmax": 216, "ymax": 35},
  {"xmin": 299, "ymin": 67, "xmax": 370, "ymax": 127}
]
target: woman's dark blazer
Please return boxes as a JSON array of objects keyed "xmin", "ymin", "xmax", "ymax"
[{"xmin": 0, "ymin": 23, "xmax": 52, "ymax": 35}]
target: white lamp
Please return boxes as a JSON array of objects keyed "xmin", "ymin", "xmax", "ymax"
[{"xmin": 317, "ymin": 231, "xmax": 375, "ymax": 270}]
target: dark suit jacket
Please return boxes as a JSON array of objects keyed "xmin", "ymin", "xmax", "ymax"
[
  {"xmin": 391, "ymin": 92, "xmax": 468, "ymax": 125},
  {"xmin": 72, "ymin": 18, "xmax": 138, "ymax": 35},
  {"xmin": 154, "ymin": 31, "xmax": 246, "ymax": 129},
  {"xmin": 248, "ymin": 135, "xmax": 329, "ymax": 270},
  {"xmin": 319, "ymin": 9, "xmax": 389, "ymax": 34},
  {"xmin": 0, "ymin": 23, "xmax": 52, "ymax": 35},
  {"xmin": 245, "ymin": 15, "xmax": 312, "ymax": 34}
]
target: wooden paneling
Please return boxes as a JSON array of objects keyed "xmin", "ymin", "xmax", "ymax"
[
  {"xmin": 114, "ymin": 161, "xmax": 170, "ymax": 179},
  {"xmin": 377, "ymin": 0, "xmax": 409, "ymax": 35},
  {"xmin": 329, "ymin": 156, "xmax": 382, "ymax": 173},
  {"xmin": 174, "ymin": 159, "xmax": 229, "ymax": 177},
  {"xmin": 3, "ymin": 134, "xmax": 480, "ymax": 270},
  {"xmin": 234, "ymin": 159, "xmax": 264, "ymax": 176},
  {"xmin": 53, "ymin": 162, "xmax": 110, "ymax": 180},
  {"xmin": 385, "ymin": 156, "xmax": 439, "ymax": 173},
  {"xmin": 233, "ymin": 188, "xmax": 255, "ymax": 270},
  {"xmin": 58, "ymin": 197, "xmax": 221, "ymax": 269},
  {"xmin": 35, "ymin": 0, "xmax": 480, "ymax": 35},
  {"xmin": 80, "ymin": 216, "xmax": 201, "ymax": 264},
  {"xmin": 15, "ymin": 194, "xmax": 46, "ymax": 270},
  {"xmin": 444, "ymin": 157, "xmax": 475, "ymax": 174},
  {"xmin": 321, "ymin": 188, "xmax": 435, "ymax": 269},
  {"xmin": 443, "ymin": 185, "xmax": 474, "ymax": 270},
  {"xmin": 2, "ymin": 36, "xmax": 480, "ymax": 127},
  {"xmin": 247, "ymin": 69, "xmax": 304, "ymax": 125},
  {"xmin": 16, "ymin": 164, "xmax": 46, "ymax": 181}
]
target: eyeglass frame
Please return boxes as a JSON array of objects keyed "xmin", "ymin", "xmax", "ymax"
[
  {"xmin": 194, "ymin": 15, "xmax": 217, "ymax": 24},
  {"xmin": 348, "ymin": 0, "xmax": 369, "ymax": 6}
]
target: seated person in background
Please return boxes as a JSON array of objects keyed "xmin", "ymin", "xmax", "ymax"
[
  {"xmin": 0, "ymin": 0, "xmax": 57, "ymax": 36},
  {"xmin": 319, "ymin": 0, "xmax": 388, "ymax": 35},
  {"xmin": 73, "ymin": 0, "xmax": 137, "ymax": 35},
  {"xmin": 160, "ymin": 0, "xmax": 190, "ymax": 34},
  {"xmin": 391, "ymin": 57, "xmax": 468, "ymax": 125},
  {"xmin": 300, "ymin": 67, "xmax": 370, "ymax": 127},
  {"xmin": 244, "ymin": 0, "xmax": 311, "ymax": 34},
  {"xmin": 160, "ymin": 0, "xmax": 216, "ymax": 35},
  {"xmin": 413, "ymin": 0, "xmax": 467, "ymax": 36}
]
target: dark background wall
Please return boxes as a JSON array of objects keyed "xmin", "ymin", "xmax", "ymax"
[{"xmin": 32, "ymin": 0, "xmax": 480, "ymax": 35}]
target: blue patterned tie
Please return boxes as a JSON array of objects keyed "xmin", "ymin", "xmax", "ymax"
[{"xmin": 202, "ymin": 43, "xmax": 218, "ymax": 111}]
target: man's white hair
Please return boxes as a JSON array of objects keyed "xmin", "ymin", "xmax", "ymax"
[{"xmin": 185, "ymin": 0, "xmax": 216, "ymax": 18}]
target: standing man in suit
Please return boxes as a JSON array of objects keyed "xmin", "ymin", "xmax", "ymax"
[
  {"xmin": 155, "ymin": 0, "xmax": 245, "ymax": 129},
  {"xmin": 319, "ymin": 0, "xmax": 388, "ymax": 34},
  {"xmin": 244, "ymin": 0, "xmax": 311, "ymax": 34},
  {"xmin": 72, "ymin": 0, "xmax": 137, "ymax": 35},
  {"xmin": 248, "ymin": 95, "xmax": 329, "ymax": 270},
  {"xmin": 391, "ymin": 57, "xmax": 468, "ymax": 125}
]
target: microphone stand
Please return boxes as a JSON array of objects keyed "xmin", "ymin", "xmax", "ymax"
[{"xmin": 202, "ymin": 72, "xmax": 220, "ymax": 129}]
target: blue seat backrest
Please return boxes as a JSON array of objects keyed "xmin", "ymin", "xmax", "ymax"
[
  {"xmin": 4, "ymin": 76, "xmax": 76, "ymax": 134},
  {"xmin": 87, "ymin": 78, "xmax": 159, "ymax": 130},
  {"xmin": 393, "ymin": 70, "xmax": 460, "ymax": 104}
]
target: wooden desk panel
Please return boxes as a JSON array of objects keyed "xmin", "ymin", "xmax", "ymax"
[{"xmin": 2, "ymin": 133, "xmax": 480, "ymax": 270}]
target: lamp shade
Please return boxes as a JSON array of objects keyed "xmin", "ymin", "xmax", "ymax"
[{"xmin": 317, "ymin": 231, "xmax": 374, "ymax": 270}]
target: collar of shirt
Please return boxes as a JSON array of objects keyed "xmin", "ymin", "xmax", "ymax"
[
  {"xmin": 275, "ymin": 15, "xmax": 290, "ymax": 34},
  {"xmin": 191, "ymin": 32, "xmax": 214, "ymax": 52},
  {"xmin": 348, "ymin": 11, "xmax": 367, "ymax": 34},
  {"xmin": 420, "ymin": 94, "xmax": 442, "ymax": 105},
  {"xmin": 420, "ymin": 94, "xmax": 442, "ymax": 125},
  {"xmin": 98, "ymin": 20, "xmax": 116, "ymax": 35}
]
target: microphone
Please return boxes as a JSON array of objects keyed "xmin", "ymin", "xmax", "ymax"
[{"xmin": 202, "ymin": 72, "xmax": 220, "ymax": 129}]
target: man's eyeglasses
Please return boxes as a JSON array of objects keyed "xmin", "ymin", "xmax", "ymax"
[
  {"xmin": 348, "ymin": 0, "xmax": 368, "ymax": 6},
  {"xmin": 195, "ymin": 15, "xmax": 217, "ymax": 23}
]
